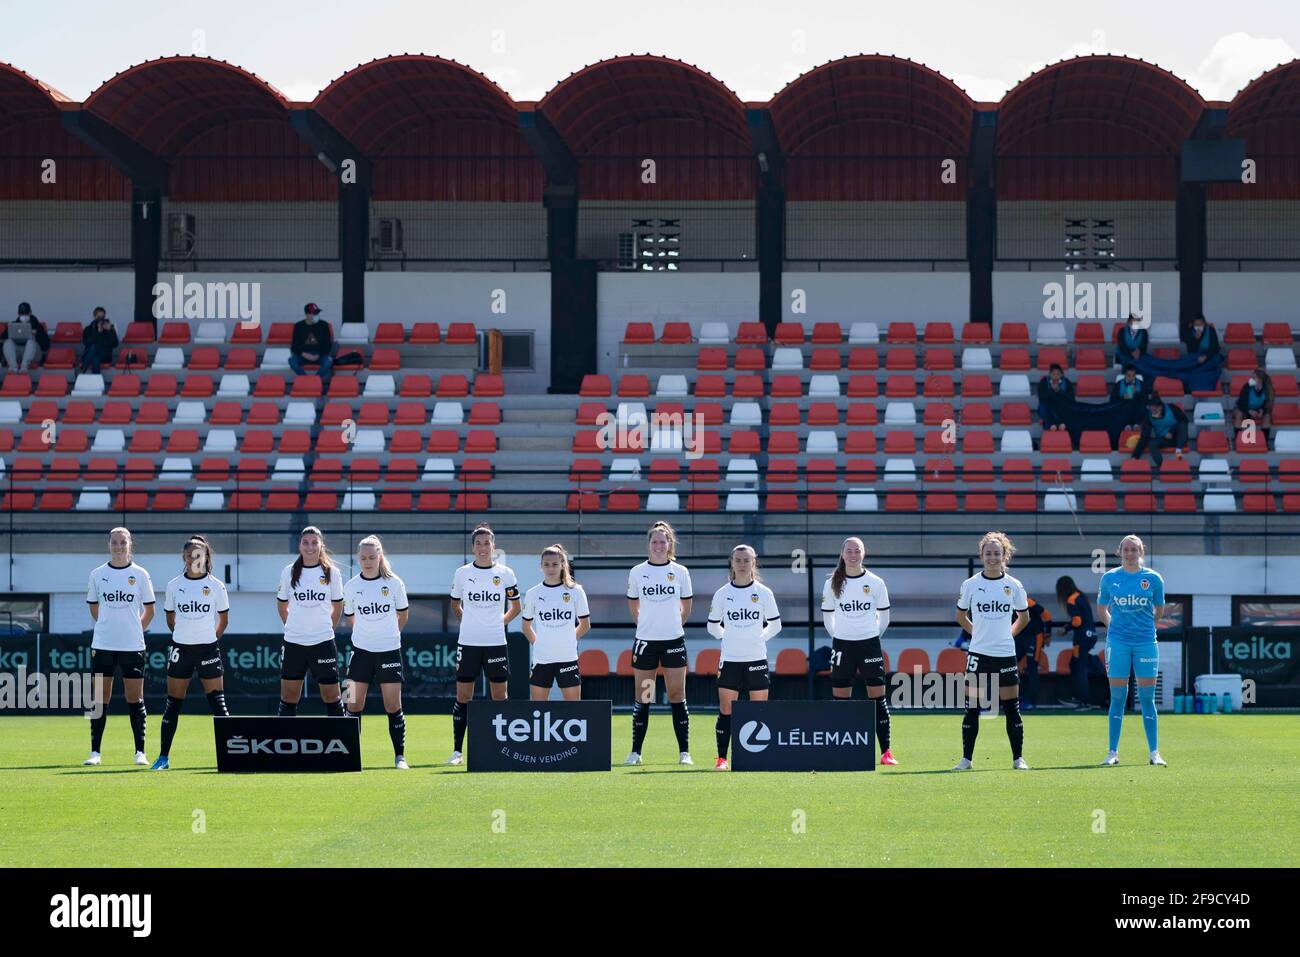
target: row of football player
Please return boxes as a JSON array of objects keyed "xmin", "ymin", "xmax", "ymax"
[{"xmin": 79, "ymin": 521, "xmax": 1168, "ymax": 771}]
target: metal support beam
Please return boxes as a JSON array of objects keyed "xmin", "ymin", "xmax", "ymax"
[
  {"xmin": 1177, "ymin": 108, "xmax": 1231, "ymax": 328},
  {"xmin": 289, "ymin": 109, "xmax": 371, "ymax": 323},
  {"xmin": 747, "ymin": 108, "xmax": 784, "ymax": 338},
  {"xmin": 967, "ymin": 110, "xmax": 998, "ymax": 327},
  {"xmin": 520, "ymin": 110, "xmax": 579, "ymax": 262}
]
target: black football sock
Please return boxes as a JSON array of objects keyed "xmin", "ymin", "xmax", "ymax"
[
  {"xmin": 962, "ymin": 707, "xmax": 981, "ymax": 760},
  {"xmin": 159, "ymin": 696, "xmax": 184, "ymax": 759},
  {"xmin": 670, "ymin": 701, "xmax": 690, "ymax": 752},
  {"xmin": 452, "ymin": 700, "xmax": 468, "ymax": 752},
  {"xmin": 1003, "ymin": 697, "xmax": 1024, "ymax": 760},
  {"xmin": 715, "ymin": 712, "xmax": 731, "ymax": 759},
  {"xmin": 206, "ymin": 690, "xmax": 229, "ymax": 717},
  {"xmin": 874, "ymin": 695, "xmax": 891, "ymax": 753},
  {"xmin": 128, "ymin": 699, "xmax": 147, "ymax": 753},
  {"xmin": 631, "ymin": 701, "xmax": 650, "ymax": 754},
  {"xmin": 90, "ymin": 711, "xmax": 108, "ymax": 752},
  {"xmin": 324, "ymin": 694, "xmax": 345, "ymax": 717},
  {"xmin": 277, "ymin": 699, "xmax": 297, "ymax": 717},
  {"xmin": 388, "ymin": 710, "xmax": 406, "ymax": 758}
]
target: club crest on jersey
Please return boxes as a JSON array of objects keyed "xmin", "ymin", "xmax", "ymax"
[
  {"xmin": 127, "ymin": 576, "xmax": 136, "ymax": 586},
  {"xmin": 666, "ymin": 572, "xmax": 675, "ymax": 582},
  {"xmin": 202, "ymin": 586, "xmax": 211, "ymax": 596},
  {"xmin": 319, "ymin": 576, "xmax": 327, "ymax": 585},
  {"xmin": 1003, "ymin": 586, "xmax": 1011, "ymax": 596},
  {"xmin": 751, "ymin": 593, "xmax": 760, "ymax": 603},
  {"xmin": 562, "ymin": 592, "xmax": 571, "ymax": 602},
  {"xmin": 381, "ymin": 587, "xmax": 389, "ymax": 596},
  {"xmin": 863, "ymin": 585, "xmax": 871, "ymax": 594},
  {"xmin": 492, "ymin": 576, "xmax": 502, "ymax": 586},
  {"xmin": 1140, "ymin": 579, "xmax": 1150, "ymax": 590}
]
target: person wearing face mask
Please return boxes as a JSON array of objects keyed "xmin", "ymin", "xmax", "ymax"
[
  {"xmin": 80, "ymin": 306, "xmax": 118, "ymax": 374},
  {"xmin": 1233, "ymin": 368, "xmax": 1274, "ymax": 435},
  {"xmin": 1113, "ymin": 313, "xmax": 1149, "ymax": 367},
  {"xmin": 1110, "ymin": 364, "xmax": 1148, "ymax": 425},
  {"xmin": 3, "ymin": 301, "xmax": 50, "ymax": 372},
  {"xmin": 1036, "ymin": 363, "xmax": 1074, "ymax": 431},
  {"xmin": 1131, "ymin": 394, "xmax": 1188, "ymax": 467},
  {"xmin": 1180, "ymin": 314, "xmax": 1220, "ymax": 365}
]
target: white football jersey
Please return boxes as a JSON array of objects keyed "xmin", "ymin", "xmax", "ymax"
[
  {"xmin": 821, "ymin": 570, "xmax": 891, "ymax": 640},
  {"xmin": 521, "ymin": 581, "xmax": 590, "ymax": 664},
  {"xmin": 343, "ymin": 573, "xmax": 409, "ymax": 652},
  {"xmin": 87, "ymin": 561, "xmax": 156, "ymax": 651},
  {"xmin": 627, "ymin": 560, "xmax": 693, "ymax": 640},
  {"xmin": 163, "ymin": 573, "xmax": 229, "ymax": 646},
  {"xmin": 276, "ymin": 562, "xmax": 344, "ymax": 646},
  {"xmin": 450, "ymin": 562, "xmax": 519, "ymax": 647},
  {"xmin": 957, "ymin": 572, "xmax": 1029, "ymax": 657},
  {"xmin": 708, "ymin": 580, "xmax": 780, "ymax": 663}
]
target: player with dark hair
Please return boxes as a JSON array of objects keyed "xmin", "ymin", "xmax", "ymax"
[
  {"xmin": 822, "ymin": 537, "xmax": 896, "ymax": 764},
  {"xmin": 152, "ymin": 535, "xmax": 230, "ymax": 770},
  {"xmin": 1055, "ymin": 575, "xmax": 1099, "ymax": 710},
  {"xmin": 276, "ymin": 526, "xmax": 345, "ymax": 717},
  {"xmin": 447, "ymin": 524, "xmax": 520, "ymax": 765}
]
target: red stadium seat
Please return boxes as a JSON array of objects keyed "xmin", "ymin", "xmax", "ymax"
[
  {"xmin": 1074, "ymin": 322, "xmax": 1105, "ymax": 344},
  {"xmin": 696, "ymin": 347, "xmax": 727, "ymax": 371},
  {"xmin": 770, "ymin": 375, "xmax": 802, "ymax": 398},
  {"xmin": 1224, "ymin": 323, "xmax": 1256, "ymax": 344},
  {"xmin": 885, "ymin": 348, "xmax": 916, "ymax": 371},
  {"xmin": 437, "ymin": 375, "xmax": 470, "ymax": 398},
  {"xmin": 410, "ymin": 323, "xmax": 441, "ymax": 344},
  {"xmin": 847, "ymin": 375, "xmax": 877, "ymax": 398},
  {"xmin": 374, "ymin": 322, "xmax": 405, "ymax": 344},
  {"xmin": 999, "ymin": 322, "xmax": 1030, "ymax": 344},
  {"xmin": 732, "ymin": 375, "xmax": 765, "ymax": 398},
  {"xmin": 887, "ymin": 322, "xmax": 917, "ymax": 344},
  {"xmin": 923, "ymin": 375, "xmax": 954, "ymax": 398},
  {"xmin": 774, "ymin": 323, "xmax": 805, "ymax": 345},
  {"xmin": 1040, "ymin": 431, "xmax": 1072, "ymax": 454},
  {"xmin": 924, "ymin": 322, "xmax": 955, "ymax": 344},
  {"xmin": 660, "ymin": 322, "xmax": 692, "ymax": 344},
  {"xmin": 1262, "ymin": 323, "xmax": 1292, "ymax": 346},
  {"xmin": 399, "ymin": 374, "xmax": 433, "ymax": 399},
  {"xmin": 961, "ymin": 323, "xmax": 992, "ymax": 344},
  {"xmin": 810, "ymin": 348, "xmax": 841, "ymax": 371},
  {"xmin": 897, "ymin": 648, "xmax": 931, "ymax": 675},
  {"xmin": 812, "ymin": 323, "xmax": 843, "ymax": 344},
  {"xmin": 962, "ymin": 373, "xmax": 992, "ymax": 398},
  {"xmin": 847, "ymin": 348, "xmax": 878, "ymax": 371},
  {"xmin": 446, "ymin": 323, "xmax": 477, "ymax": 345},
  {"xmin": 735, "ymin": 322, "xmax": 767, "ymax": 344},
  {"xmin": 770, "ymin": 402, "xmax": 801, "ymax": 426},
  {"xmin": 623, "ymin": 322, "xmax": 654, "ymax": 345},
  {"xmin": 774, "ymin": 649, "xmax": 808, "ymax": 675}
]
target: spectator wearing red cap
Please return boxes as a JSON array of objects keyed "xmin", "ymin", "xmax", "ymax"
[{"xmin": 289, "ymin": 303, "xmax": 334, "ymax": 379}]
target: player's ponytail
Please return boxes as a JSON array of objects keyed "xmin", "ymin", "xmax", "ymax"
[
  {"xmin": 541, "ymin": 544, "xmax": 576, "ymax": 588},
  {"xmin": 291, "ymin": 526, "xmax": 333, "ymax": 588},
  {"xmin": 183, "ymin": 534, "xmax": 214, "ymax": 576},
  {"xmin": 829, "ymin": 536, "xmax": 865, "ymax": 598},
  {"xmin": 647, "ymin": 521, "xmax": 677, "ymax": 561},
  {"xmin": 1055, "ymin": 575, "xmax": 1079, "ymax": 609},
  {"xmin": 358, "ymin": 534, "xmax": 393, "ymax": 578}
]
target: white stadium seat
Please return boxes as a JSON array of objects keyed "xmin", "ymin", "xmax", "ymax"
[
  {"xmin": 1193, "ymin": 401, "xmax": 1224, "ymax": 425},
  {"xmin": 72, "ymin": 374, "xmax": 105, "ymax": 396},
  {"xmin": 272, "ymin": 457, "xmax": 306, "ymax": 482},
  {"xmin": 190, "ymin": 487, "xmax": 225, "ymax": 510},
  {"xmin": 217, "ymin": 374, "xmax": 251, "ymax": 397},
  {"xmin": 76, "ymin": 487, "xmax": 112, "ymax": 511},
  {"xmin": 807, "ymin": 375, "xmax": 840, "ymax": 398},
  {"xmin": 91, "ymin": 429, "xmax": 125, "ymax": 453},
  {"xmin": 1198, "ymin": 458, "xmax": 1231, "ymax": 483},
  {"xmin": 172, "ymin": 400, "xmax": 207, "ymax": 425},
  {"xmin": 845, "ymin": 489, "xmax": 879, "ymax": 511},
  {"xmin": 884, "ymin": 401, "xmax": 917, "ymax": 425},
  {"xmin": 616, "ymin": 402, "xmax": 649, "ymax": 431},
  {"xmin": 771, "ymin": 347, "xmax": 803, "ymax": 371},
  {"xmin": 725, "ymin": 492, "xmax": 759, "ymax": 511},
  {"xmin": 363, "ymin": 374, "xmax": 396, "ymax": 398},
  {"xmin": 431, "ymin": 401, "xmax": 463, "ymax": 425},
  {"xmin": 203, "ymin": 429, "xmax": 237, "ymax": 453},
  {"xmin": 1149, "ymin": 322, "xmax": 1179, "ymax": 344},
  {"xmin": 848, "ymin": 322, "xmax": 879, "ymax": 345},
  {"xmin": 1203, "ymin": 491, "xmax": 1237, "ymax": 512},
  {"xmin": 422, "ymin": 458, "xmax": 455, "ymax": 483},
  {"xmin": 1081, "ymin": 459, "xmax": 1113, "ymax": 482},
  {"xmin": 338, "ymin": 322, "xmax": 369, "ymax": 344},
  {"xmin": 160, "ymin": 457, "xmax": 193, "ymax": 482},
  {"xmin": 962, "ymin": 347, "xmax": 992, "ymax": 371},
  {"xmin": 697, "ymin": 322, "xmax": 731, "ymax": 345},
  {"xmin": 609, "ymin": 458, "xmax": 642, "ymax": 482},
  {"xmin": 340, "ymin": 488, "xmax": 376, "ymax": 511},
  {"xmin": 655, "ymin": 374, "xmax": 689, "ymax": 398},
  {"xmin": 153, "ymin": 347, "xmax": 185, "ymax": 370},
  {"xmin": 1000, "ymin": 429, "xmax": 1032, "ymax": 453},
  {"xmin": 1275, "ymin": 430, "xmax": 1300, "ymax": 452},
  {"xmin": 0, "ymin": 401, "xmax": 20, "ymax": 424},
  {"xmin": 999, "ymin": 374, "xmax": 1031, "ymax": 397},
  {"xmin": 1265, "ymin": 347, "xmax": 1298, "ymax": 372},
  {"xmin": 1044, "ymin": 491, "xmax": 1078, "ymax": 512},
  {"xmin": 284, "ymin": 402, "xmax": 316, "ymax": 426},
  {"xmin": 261, "ymin": 348, "xmax": 291, "ymax": 371},
  {"xmin": 646, "ymin": 488, "xmax": 680, "ymax": 512},
  {"xmin": 725, "ymin": 458, "xmax": 758, "ymax": 484},
  {"xmin": 884, "ymin": 459, "xmax": 916, "ymax": 482},
  {"xmin": 1036, "ymin": 322, "xmax": 1068, "ymax": 345},
  {"xmin": 730, "ymin": 402, "xmax": 762, "ymax": 426},
  {"xmin": 194, "ymin": 321, "xmax": 226, "ymax": 345},
  {"xmin": 806, "ymin": 431, "xmax": 838, "ymax": 454},
  {"xmin": 352, "ymin": 429, "xmax": 385, "ymax": 454}
]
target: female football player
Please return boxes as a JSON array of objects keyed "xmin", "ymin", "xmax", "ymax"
[
  {"xmin": 625, "ymin": 521, "xmax": 694, "ymax": 766},
  {"xmin": 1097, "ymin": 535, "xmax": 1166, "ymax": 767},
  {"xmin": 447, "ymin": 523, "xmax": 520, "ymax": 765},
  {"xmin": 152, "ymin": 535, "xmax": 230, "ymax": 770},
  {"xmin": 521, "ymin": 544, "xmax": 590, "ymax": 701},
  {"xmin": 84, "ymin": 526, "xmax": 156, "ymax": 766},
  {"xmin": 821, "ymin": 537, "xmax": 896, "ymax": 764},
  {"xmin": 343, "ymin": 535, "xmax": 411, "ymax": 769},
  {"xmin": 276, "ymin": 526, "xmax": 345, "ymax": 717},
  {"xmin": 953, "ymin": 531, "xmax": 1031, "ymax": 770},
  {"xmin": 708, "ymin": 545, "xmax": 780, "ymax": 770}
]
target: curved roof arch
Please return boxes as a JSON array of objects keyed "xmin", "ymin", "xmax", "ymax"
[
  {"xmin": 312, "ymin": 55, "xmax": 522, "ymax": 154},
  {"xmin": 84, "ymin": 56, "xmax": 290, "ymax": 155},
  {"xmin": 0, "ymin": 62, "xmax": 71, "ymax": 130},
  {"xmin": 538, "ymin": 54, "xmax": 749, "ymax": 154},
  {"xmin": 770, "ymin": 55, "xmax": 974, "ymax": 155},
  {"xmin": 1227, "ymin": 58, "xmax": 1300, "ymax": 134},
  {"xmin": 998, "ymin": 55, "xmax": 1205, "ymax": 154}
]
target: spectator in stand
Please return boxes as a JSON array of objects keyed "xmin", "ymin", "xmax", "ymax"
[
  {"xmin": 1131, "ymin": 394, "xmax": 1188, "ymax": 467},
  {"xmin": 289, "ymin": 303, "xmax": 334, "ymax": 379},
  {"xmin": 1110, "ymin": 364, "xmax": 1147, "ymax": 403},
  {"xmin": 1113, "ymin": 313, "xmax": 1149, "ymax": 367},
  {"xmin": 3, "ymin": 302, "xmax": 50, "ymax": 372},
  {"xmin": 1037, "ymin": 363, "xmax": 1074, "ymax": 431},
  {"xmin": 1233, "ymin": 367, "xmax": 1274, "ymax": 435},
  {"xmin": 1181, "ymin": 314, "xmax": 1220, "ymax": 366},
  {"xmin": 80, "ymin": 307, "xmax": 118, "ymax": 374}
]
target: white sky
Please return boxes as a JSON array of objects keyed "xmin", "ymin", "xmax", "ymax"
[{"xmin": 2, "ymin": 0, "xmax": 1297, "ymax": 104}]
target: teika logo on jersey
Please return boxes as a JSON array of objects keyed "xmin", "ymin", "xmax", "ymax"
[
  {"xmin": 641, "ymin": 583, "xmax": 676, "ymax": 598},
  {"xmin": 840, "ymin": 599, "xmax": 873, "ymax": 613},
  {"xmin": 975, "ymin": 600, "xmax": 1014, "ymax": 614},
  {"xmin": 100, "ymin": 590, "xmax": 136, "ymax": 603},
  {"xmin": 293, "ymin": 588, "xmax": 328, "ymax": 603},
  {"xmin": 726, "ymin": 607, "xmax": 762, "ymax": 623},
  {"xmin": 537, "ymin": 606, "xmax": 574, "ymax": 623},
  {"xmin": 49, "ymin": 887, "xmax": 151, "ymax": 937},
  {"xmin": 1111, "ymin": 594, "xmax": 1150, "ymax": 608},
  {"xmin": 174, "ymin": 600, "xmax": 212, "ymax": 614},
  {"xmin": 355, "ymin": 601, "xmax": 392, "ymax": 617}
]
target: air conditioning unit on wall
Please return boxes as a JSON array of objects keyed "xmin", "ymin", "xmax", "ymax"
[
  {"xmin": 167, "ymin": 213, "xmax": 196, "ymax": 255},
  {"xmin": 376, "ymin": 217, "xmax": 404, "ymax": 254}
]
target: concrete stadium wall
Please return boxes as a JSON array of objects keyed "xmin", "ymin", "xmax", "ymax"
[{"xmin": 781, "ymin": 272, "xmax": 971, "ymax": 327}]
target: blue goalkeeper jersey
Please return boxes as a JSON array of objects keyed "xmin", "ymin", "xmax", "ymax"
[{"xmin": 1097, "ymin": 567, "xmax": 1164, "ymax": 644}]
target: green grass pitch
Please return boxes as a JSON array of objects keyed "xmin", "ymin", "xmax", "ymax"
[{"xmin": 1, "ymin": 713, "xmax": 1295, "ymax": 867}]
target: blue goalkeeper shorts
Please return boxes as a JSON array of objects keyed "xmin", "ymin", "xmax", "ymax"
[{"xmin": 1105, "ymin": 640, "xmax": 1159, "ymax": 680}]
